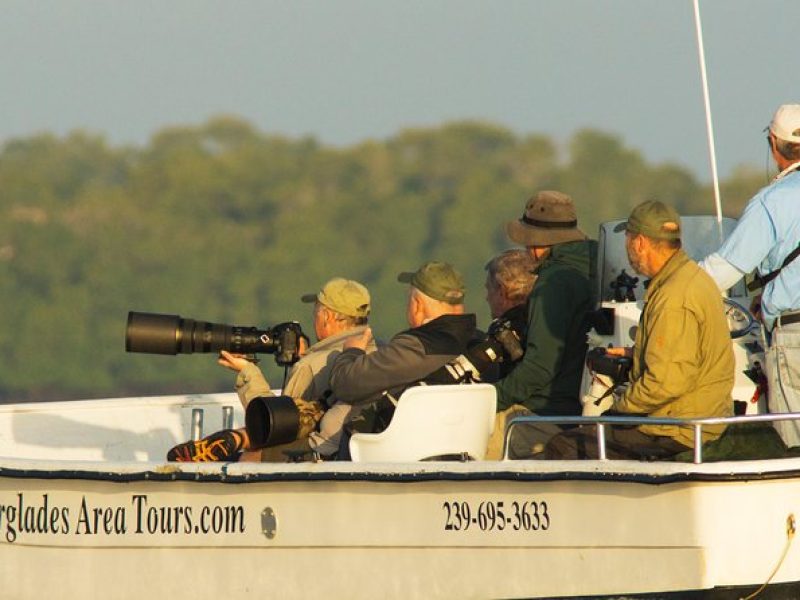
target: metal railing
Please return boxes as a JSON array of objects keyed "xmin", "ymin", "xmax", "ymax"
[
  {"xmin": 503, "ymin": 412, "xmax": 800, "ymax": 464},
  {"xmin": 190, "ymin": 405, "xmax": 236, "ymax": 441}
]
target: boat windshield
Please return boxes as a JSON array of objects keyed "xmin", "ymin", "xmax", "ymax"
[{"xmin": 597, "ymin": 216, "xmax": 743, "ymax": 302}]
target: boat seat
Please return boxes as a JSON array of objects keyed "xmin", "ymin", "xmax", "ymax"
[{"xmin": 349, "ymin": 383, "xmax": 497, "ymax": 462}]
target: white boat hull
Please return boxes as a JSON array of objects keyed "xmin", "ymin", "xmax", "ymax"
[
  {"xmin": 2, "ymin": 453, "xmax": 800, "ymax": 599},
  {"xmin": 1, "ymin": 388, "xmax": 799, "ymax": 599}
]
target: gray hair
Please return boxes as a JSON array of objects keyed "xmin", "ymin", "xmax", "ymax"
[
  {"xmin": 318, "ymin": 302, "xmax": 368, "ymax": 327},
  {"xmin": 484, "ymin": 249, "xmax": 538, "ymax": 304},
  {"xmin": 337, "ymin": 313, "xmax": 368, "ymax": 327}
]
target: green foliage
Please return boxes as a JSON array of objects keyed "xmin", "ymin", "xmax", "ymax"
[{"xmin": 0, "ymin": 118, "xmax": 760, "ymax": 402}]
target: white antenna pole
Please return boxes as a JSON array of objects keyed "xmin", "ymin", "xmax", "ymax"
[{"xmin": 692, "ymin": 0, "xmax": 724, "ymax": 239}]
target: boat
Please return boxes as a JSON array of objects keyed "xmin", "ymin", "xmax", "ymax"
[
  {"xmin": 2, "ymin": 214, "xmax": 799, "ymax": 600},
  {"xmin": 4, "ymin": 4, "xmax": 799, "ymax": 597}
]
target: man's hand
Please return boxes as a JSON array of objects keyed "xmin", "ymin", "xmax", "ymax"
[
  {"xmin": 343, "ymin": 327, "xmax": 373, "ymax": 351},
  {"xmin": 217, "ymin": 351, "xmax": 252, "ymax": 372}
]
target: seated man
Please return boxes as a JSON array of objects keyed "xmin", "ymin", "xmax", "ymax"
[
  {"xmin": 329, "ymin": 261, "xmax": 477, "ymax": 453},
  {"xmin": 546, "ymin": 201, "xmax": 734, "ymax": 460},
  {"xmin": 167, "ymin": 277, "xmax": 376, "ymax": 462},
  {"xmin": 480, "ymin": 249, "xmax": 542, "ymax": 458},
  {"xmin": 482, "ymin": 249, "xmax": 539, "ymax": 382}
]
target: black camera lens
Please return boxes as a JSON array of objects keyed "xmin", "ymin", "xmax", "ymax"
[
  {"xmin": 126, "ymin": 311, "xmax": 268, "ymax": 355},
  {"xmin": 126, "ymin": 312, "xmax": 183, "ymax": 354},
  {"xmin": 125, "ymin": 311, "xmax": 303, "ymax": 366}
]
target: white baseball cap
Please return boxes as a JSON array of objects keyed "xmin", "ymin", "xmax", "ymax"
[{"xmin": 769, "ymin": 104, "xmax": 800, "ymax": 143}]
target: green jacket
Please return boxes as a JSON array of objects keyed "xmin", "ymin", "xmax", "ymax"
[
  {"xmin": 614, "ymin": 250, "xmax": 734, "ymax": 447},
  {"xmin": 494, "ymin": 239, "xmax": 597, "ymax": 414}
]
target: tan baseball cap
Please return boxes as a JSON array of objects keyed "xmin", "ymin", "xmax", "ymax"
[
  {"xmin": 397, "ymin": 261, "xmax": 465, "ymax": 305},
  {"xmin": 301, "ymin": 278, "xmax": 371, "ymax": 318},
  {"xmin": 614, "ymin": 200, "xmax": 681, "ymax": 241}
]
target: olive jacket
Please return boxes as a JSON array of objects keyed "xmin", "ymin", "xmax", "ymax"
[{"xmin": 614, "ymin": 250, "xmax": 734, "ymax": 447}]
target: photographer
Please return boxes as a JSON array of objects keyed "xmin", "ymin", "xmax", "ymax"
[
  {"xmin": 546, "ymin": 201, "xmax": 734, "ymax": 460},
  {"xmin": 479, "ymin": 249, "xmax": 547, "ymax": 459},
  {"xmin": 167, "ymin": 277, "xmax": 375, "ymax": 462},
  {"xmin": 329, "ymin": 261, "xmax": 477, "ymax": 455},
  {"xmin": 483, "ymin": 249, "xmax": 539, "ymax": 381}
]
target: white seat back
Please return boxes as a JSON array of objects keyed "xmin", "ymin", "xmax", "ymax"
[{"xmin": 349, "ymin": 384, "xmax": 497, "ymax": 462}]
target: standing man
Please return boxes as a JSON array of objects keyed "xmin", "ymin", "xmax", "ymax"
[
  {"xmin": 495, "ymin": 190, "xmax": 597, "ymax": 418},
  {"xmin": 548, "ymin": 201, "xmax": 734, "ymax": 460},
  {"xmin": 700, "ymin": 104, "xmax": 800, "ymax": 448}
]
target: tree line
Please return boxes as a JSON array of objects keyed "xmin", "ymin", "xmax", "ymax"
[{"xmin": 0, "ymin": 116, "xmax": 766, "ymax": 402}]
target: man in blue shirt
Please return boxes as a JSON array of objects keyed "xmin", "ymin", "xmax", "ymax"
[{"xmin": 700, "ymin": 104, "xmax": 800, "ymax": 448}]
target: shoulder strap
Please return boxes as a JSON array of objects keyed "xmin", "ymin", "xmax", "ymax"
[{"xmin": 747, "ymin": 242, "xmax": 800, "ymax": 292}]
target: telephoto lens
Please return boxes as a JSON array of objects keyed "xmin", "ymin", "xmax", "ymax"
[{"xmin": 125, "ymin": 311, "xmax": 269, "ymax": 355}]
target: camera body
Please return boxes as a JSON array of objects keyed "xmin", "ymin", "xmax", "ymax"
[
  {"xmin": 125, "ymin": 311, "xmax": 305, "ymax": 366},
  {"xmin": 424, "ymin": 316, "xmax": 526, "ymax": 385},
  {"xmin": 585, "ymin": 347, "xmax": 632, "ymax": 385},
  {"xmin": 486, "ymin": 317, "xmax": 524, "ymax": 363},
  {"xmin": 268, "ymin": 321, "xmax": 304, "ymax": 366}
]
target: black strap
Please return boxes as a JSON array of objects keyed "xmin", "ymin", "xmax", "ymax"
[
  {"xmin": 747, "ymin": 242, "xmax": 800, "ymax": 292},
  {"xmin": 745, "ymin": 162, "xmax": 800, "ymax": 292},
  {"xmin": 521, "ymin": 215, "xmax": 578, "ymax": 229}
]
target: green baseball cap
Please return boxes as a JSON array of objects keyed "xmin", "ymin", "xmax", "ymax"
[
  {"xmin": 301, "ymin": 278, "xmax": 371, "ymax": 318},
  {"xmin": 397, "ymin": 261, "xmax": 465, "ymax": 305},
  {"xmin": 614, "ymin": 200, "xmax": 681, "ymax": 241}
]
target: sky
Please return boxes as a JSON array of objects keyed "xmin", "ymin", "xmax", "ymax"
[{"xmin": 2, "ymin": 0, "xmax": 798, "ymax": 183}]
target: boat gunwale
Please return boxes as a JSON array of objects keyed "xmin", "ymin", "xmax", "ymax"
[{"xmin": 3, "ymin": 455, "xmax": 800, "ymax": 485}]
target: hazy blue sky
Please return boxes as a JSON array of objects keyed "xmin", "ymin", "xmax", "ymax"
[{"xmin": 2, "ymin": 0, "xmax": 798, "ymax": 184}]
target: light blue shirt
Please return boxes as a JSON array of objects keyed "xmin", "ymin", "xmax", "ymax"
[{"xmin": 715, "ymin": 168, "xmax": 800, "ymax": 328}]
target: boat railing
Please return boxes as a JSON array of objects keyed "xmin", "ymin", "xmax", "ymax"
[{"xmin": 503, "ymin": 412, "xmax": 800, "ymax": 463}]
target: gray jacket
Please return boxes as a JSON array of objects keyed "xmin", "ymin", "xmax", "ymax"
[{"xmin": 330, "ymin": 314, "xmax": 477, "ymax": 406}]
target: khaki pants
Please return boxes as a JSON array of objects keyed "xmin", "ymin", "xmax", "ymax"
[{"xmin": 486, "ymin": 404, "xmax": 562, "ymax": 460}]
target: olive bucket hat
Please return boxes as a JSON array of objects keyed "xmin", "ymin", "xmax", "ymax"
[{"xmin": 505, "ymin": 190, "xmax": 587, "ymax": 247}]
